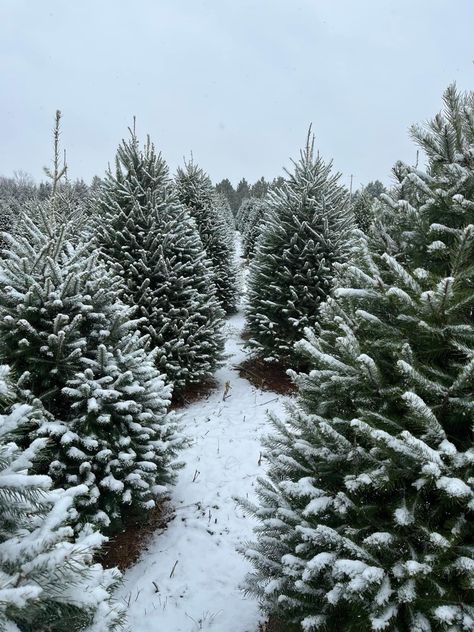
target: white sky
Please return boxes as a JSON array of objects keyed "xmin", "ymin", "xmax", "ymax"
[{"xmin": 1, "ymin": 0, "xmax": 473, "ymax": 188}]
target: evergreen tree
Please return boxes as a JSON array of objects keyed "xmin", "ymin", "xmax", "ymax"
[
  {"xmin": 352, "ymin": 186, "xmax": 376, "ymax": 233},
  {"xmin": 0, "ymin": 366, "xmax": 123, "ymax": 631},
  {"xmin": 95, "ymin": 134, "xmax": 224, "ymax": 392},
  {"xmin": 246, "ymin": 131, "xmax": 353, "ymax": 366},
  {"xmin": 250, "ymin": 177, "xmax": 269, "ymax": 199},
  {"xmin": 0, "ymin": 204, "xmax": 182, "ymax": 531},
  {"xmin": 234, "ymin": 178, "xmax": 251, "ymax": 211},
  {"xmin": 235, "ymin": 198, "xmax": 255, "ymax": 232},
  {"xmin": 270, "ymin": 176, "xmax": 285, "ymax": 191},
  {"xmin": 241, "ymin": 198, "xmax": 269, "ymax": 259},
  {"xmin": 215, "ymin": 178, "xmax": 236, "ymax": 213},
  {"xmin": 242, "ymin": 85, "xmax": 474, "ymax": 631},
  {"xmin": 213, "ymin": 191, "xmax": 235, "ymax": 229},
  {"xmin": 0, "ymin": 117, "xmax": 183, "ymax": 529},
  {"xmin": 175, "ymin": 160, "xmax": 238, "ymax": 313},
  {"xmin": 0, "ymin": 202, "xmax": 120, "ymax": 419},
  {"xmin": 365, "ymin": 179, "xmax": 386, "ymax": 200},
  {"xmin": 57, "ymin": 331, "xmax": 183, "ymax": 531}
]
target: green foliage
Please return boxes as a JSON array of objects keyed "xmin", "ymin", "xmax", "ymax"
[
  {"xmin": 246, "ymin": 131, "xmax": 353, "ymax": 366},
  {"xmin": 175, "ymin": 160, "xmax": 238, "ymax": 313},
  {"xmin": 95, "ymin": 135, "xmax": 225, "ymax": 392},
  {"xmin": 234, "ymin": 178, "xmax": 251, "ymax": 212},
  {"xmin": 241, "ymin": 198, "xmax": 269, "ymax": 259},
  {"xmin": 0, "ymin": 367, "xmax": 123, "ymax": 632},
  {"xmin": 0, "ymin": 206, "xmax": 120, "ymax": 418},
  {"xmin": 352, "ymin": 187, "xmax": 376, "ymax": 233},
  {"xmin": 0, "ymin": 186, "xmax": 182, "ymax": 531},
  {"xmin": 242, "ymin": 85, "xmax": 474, "ymax": 631},
  {"xmin": 0, "ymin": 114, "xmax": 181, "ymax": 530},
  {"xmin": 213, "ymin": 192, "xmax": 235, "ymax": 229}
]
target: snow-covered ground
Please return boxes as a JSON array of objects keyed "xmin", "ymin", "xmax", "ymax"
[{"xmin": 117, "ymin": 256, "xmax": 289, "ymax": 631}]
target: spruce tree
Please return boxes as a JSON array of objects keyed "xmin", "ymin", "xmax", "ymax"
[
  {"xmin": 0, "ymin": 203, "xmax": 182, "ymax": 531},
  {"xmin": 242, "ymin": 86, "xmax": 474, "ymax": 631},
  {"xmin": 241, "ymin": 198, "xmax": 269, "ymax": 259},
  {"xmin": 236, "ymin": 198, "xmax": 256, "ymax": 232},
  {"xmin": 215, "ymin": 178, "xmax": 236, "ymax": 213},
  {"xmin": 95, "ymin": 134, "xmax": 224, "ymax": 392},
  {"xmin": 175, "ymin": 160, "xmax": 238, "ymax": 313},
  {"xmin": 57, "ymin": 330, "xmax": 183, "ymax": 531},
  {"xmin": 0, "ymin": 366, "xmax": 123, "ymax": 632},
  {"xmin": 213, "ymin": 192, "xmax": 235, "ymax": 229},
  {"xmin": 352, "ymin": 186, "xmax": 376, "ymax": 233},
  {"xmin": 245, "ymin": 132, "xmax": 353, "ymax": 366},
  {"xmin": 0, "ymin": 117, "xmax": 183, "ymax": 530},
  {"xmin": 234, "ymin": 178, "xmax": 251, "ymax": 211},
  {"xmin": 0, "ymin": 207, "xmax": 120, "ymax": 415}
]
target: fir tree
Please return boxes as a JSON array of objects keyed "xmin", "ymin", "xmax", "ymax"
[
  {"xmin": 241, "ymin": 198, "xmax": 269, "ymax": 259},
  {"xmin": 236, "ymin": 198, "xmax": 255, "ymax": 232},
  {"xmin": 352, "ymin": 186, "xmax": 376, "ymax": 233},
  {"xmin": 0, "ymin": 203, "xmax": 182, "ymax": 531},
  {"xmin": 250, "ymin": 177, "xmax": 269, "ymax": 199},
  {"xmin": 215, "ymin": 178, "xmax": 236, "ymax": 213},
  {"xmin": 95, "ymin": 134, "xmax": 224, "ymax": 392},
  {"xmin": 57, "ymin": 331, "xmax": 183, "ymax": 531},
  {"xmin": 213, "ymin": 192, "xmax": 235, "ymax": 229},
  {"xmin": 175, "ymin": 160, "xmax": 238, "ymax": 313},
  {"xmin": 0, "ymin": 117, "xmax": 183, "ymax": 530},
  {"xmin": 245, "ymin": 131, "xmax": 353, "ymax": 366},
  {"xmin": 0, "ymin": 366, "xmax": 123, "ymax": 632},
  {"xmin": 242, "ymin": 86, "xmax": 474, "ymax": 631},
  {"xmin": 234, "ymin": 178, "xmax": 251, "ymax": 211}
]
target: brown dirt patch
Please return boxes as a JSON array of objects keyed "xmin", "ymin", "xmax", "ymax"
[
  {"xmin": 98, "ymin": 502, "xmax": 174, "ymax": 572},
  {"xmin": 240, "ymin": 326, "xmax": 253, "ymax": 342},
  {"xmin": 259, "ymin": 617, "xmax": 300, "ymax": 632},
  {"xmin": 171, "ymin": 376, "xmax": 219, "ymax": 410},
  {"xmin": 237, "ymin": 356, "xmax": 296, "ymax": 395}
]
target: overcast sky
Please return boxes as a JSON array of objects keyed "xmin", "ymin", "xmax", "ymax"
[{"xmin": 1, "ymin": 0, "xmax": 473, "ymax": 189}]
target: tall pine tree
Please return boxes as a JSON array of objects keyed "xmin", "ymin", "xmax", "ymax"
[
  {"xmin": 246, "ymin": 131, "xmax": 353, "ymax": 366},
  {"xmin": 175, "ymin": 160, "xmax": 238, "ymax": 313},
  {"xmin": 241, "ymin": 198, "xmax": 269, "ymax": 259},
  {"xmin": 95, "ymin": 134, "xmax": 225, "ymax": 392},
  {"xmin": 242, "ymin": 86, "xmax": 474, "ymax": 631},
  {"xmin": 0, "ymin": 117, "xmax": 183, "ymax": 530}
]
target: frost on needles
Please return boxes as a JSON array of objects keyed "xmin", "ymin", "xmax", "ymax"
[
  {"xmin": 239, "ymin": 197, "xmax": 270, "ymax": 260},
  {"xmin": 95, "ymin": 134, "xmax": 225, "ymax": 394},
  {"xmin": 0, "ymin": 193, "xmax": 184, "ymax": 533},
  {"xmin": 245, "ymin": 130, "xmax": 354, "ymax": 367},
  {"xmin": 0, "ymin": 366, "xmax": 124, "ymax": 632},
  {"xmin": 241, "ymin": 86, "xmax": 474, "ymax": 630},
  {"xmin": 175, "ymin": 159, "xmax": 239, "ymax": 314}
]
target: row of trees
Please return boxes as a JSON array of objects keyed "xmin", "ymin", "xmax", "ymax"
[
  {"xmin": 241, "ymin": 86, "xmax": 474, "ymax": 630},
  {"xmin": 215, "ymin": 175, "xmax": 285, "ymax": 213},
  {"xmin": 0, "ymin": 116, "xmax": 238, "ymax": 628}
]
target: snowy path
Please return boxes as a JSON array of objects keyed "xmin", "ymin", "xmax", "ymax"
[{"xmin": 117, "ymin": 268, "xmax": 288, "ymax": 631}]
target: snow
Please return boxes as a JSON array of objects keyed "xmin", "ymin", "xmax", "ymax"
[{"xmin": 116, "ymin": 262, "xmax": 289, "ymax": 631}]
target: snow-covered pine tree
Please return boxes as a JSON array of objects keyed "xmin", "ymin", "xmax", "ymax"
[
  {"xmin": 241, "ymin": 198, "xmax": 269, "ymax": 259},
  {"xmin": 0, "ymin": 203, "xmax": 182, "ymax": 531},
  {"xmin": 213, "ymin": 192, "xmax": 235, "ymax": 230},
  {"xmin": 0, "ymin": 366, "xmax": 124, "ymax": 632},
  {"xmin": 58, "ymin": 330, "xmax": 184, "ymax": 532},
  {"xmin": 175, "ymin": 160, "xmax": 238, "ymax": 313},
  {"xmin": 242, "ymin": 85, "xmax": 474, "ymax": 631},
  {"xmin": 245, "ymin": 131, "xmax": 353, "ymax": 366},
  {"xmin": 95, "ymin": 135, "xmax": 224, "ymax": 392},
  {"xmin": 0, "ymin": 116, "xmax": 183, "ymax": 530},
  {"xmin": 352, "ymin": 186, "xmax": 376, "ymax": 233},
  {"xmin": 0, "ymin": 209, "xmax": 117, "ymax": 410},
  {"xmin": 235, "ymin": 198, "xmax": 255, "ymax": 232}
]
